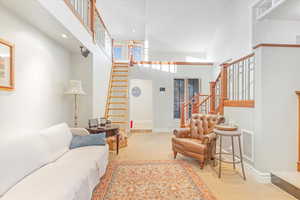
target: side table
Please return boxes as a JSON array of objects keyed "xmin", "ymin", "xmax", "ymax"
[
  {"xmin": 214, "ymin": 129, "xmax": 246, "ymax": 180},
  {"xmin": 87, "ymin": 126, "xmax": 120, "ymax": 155}
]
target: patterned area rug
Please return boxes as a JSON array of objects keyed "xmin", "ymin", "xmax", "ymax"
[{"xmin": 92, "ymin": 160, "xmax": 216, "ymax": 200}]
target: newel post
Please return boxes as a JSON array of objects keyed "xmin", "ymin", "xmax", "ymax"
[
  {"xmin": 220, "ymin": 64, "xmax": 228, "ymax": 115},
  {"xmin": 210, "ymin": 82, "xmax": 216, "ymax": 114},
  {"xmin": 295, "ymin": 91, "xmax": 300, "ymax": 171},
  {"xmin": 180, "ymin": 103, "xmax": 186, "ymax": 128},
  {"xmin": 192, "ymin": 95, "xmax": 199, "ymax": 114}
]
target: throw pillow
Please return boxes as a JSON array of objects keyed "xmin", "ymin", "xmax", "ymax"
[{"xmin": 70, "ymin": 133, "xmax": 106, "ymax": 149}]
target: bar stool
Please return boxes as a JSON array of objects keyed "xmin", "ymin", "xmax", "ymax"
[{"xmin": 214, "ymin": 129, "xmax": 246, "ymax": 180}]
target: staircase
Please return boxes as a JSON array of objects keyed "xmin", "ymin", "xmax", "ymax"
[{"xmin": 105, "ymin": 62, "xmax": 130, "ymax": 149}]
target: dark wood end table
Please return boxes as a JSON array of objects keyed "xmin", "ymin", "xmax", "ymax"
[{"xmin": 87, "ymin": 126, "xmax": 120, "ymax": 155}]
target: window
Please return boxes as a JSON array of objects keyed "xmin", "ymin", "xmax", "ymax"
[
  {"xmin": 174, "ymin": 79, "xmax": 200, "ymax": 119},
  {"xmin": 113, "ymin": 47, "xmax": 122, "ymax": 60},
  {"xmin": 132, "ymin": 46, "xmax": 142, "ymax": 61},
  {"xmin": 174, "ymin": 79, "xmax": 185, "ymax": 119}
]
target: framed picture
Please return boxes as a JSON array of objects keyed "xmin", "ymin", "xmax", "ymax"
[{"xmin": 0, "ymin": 38, "xmax": 14, "ymax": 91}]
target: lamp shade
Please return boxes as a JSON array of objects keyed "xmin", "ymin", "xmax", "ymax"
[{"xmin": 65, "ymin": 80, "xmax": 86, "ymax": 95}]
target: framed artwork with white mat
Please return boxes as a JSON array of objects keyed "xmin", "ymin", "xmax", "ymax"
[{"xmin": 0, "ymin": 38, "xmax": 14, "ymax": 91}]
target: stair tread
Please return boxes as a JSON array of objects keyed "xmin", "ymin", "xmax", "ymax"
[
  {"xmin": 112, "ymin": 70, "xmax": 128, "ymax": 71},
  {"xmin": 109, "ymin": 102, "xmax": 127, "ymax": 104},
  {"xmin": 112, "ymin": 121, "xmax": 129, "ymax": 124},
  {"xmin": 111, "ymin": 85, "xmax": 128, "ymax": 87},
  {"xmin": 112, "ymin": 80, "xmax": 128, "ymax": 82},
  {"xmin": 114, "ymin": 62, "xmax": 129, "ymax": 64},
  {"xmin": 112, "ymin": 74, "xmax": 128, "ymax": 77},
  {"xmin": 109, "ymin": 96, "xmax": 128, "ymax": 98},
  {"xmin": 110, "ymin": 89, "xmax": 128, "ymax": 92},
  {"xmin": 113, "ymin": 65, "xmax": 129, "ymax": 68},
  {"xmin": 108, "ymin": 114, "xmax": 126, "ymax": 117},
  {"xmin": 108, "ymin": 108, "xmax": 128, "ymax": 110}
]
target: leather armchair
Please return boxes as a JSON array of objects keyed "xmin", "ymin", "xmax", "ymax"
[{"xmin": 172, "ymin": 114, "xmax": 224, "ymax": 169}]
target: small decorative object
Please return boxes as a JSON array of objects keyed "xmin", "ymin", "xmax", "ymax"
[
  {"xmin": 131, "ymin": 86, "xmax": 141, "ymax": 97},
  {"xmin": 65, "ymin": 80, "xmax": 86, "ymax": 127},
  {"xmin": 0, "ymin": 38, "xmax": 14, "ymax": 91},
  {"xmin": 100, "ymin": 117, "xmax": 107, "ymax": 127},
  {"xmin": 88, "ymin": 118, "xmax": 99, "ymax": 129},
  {"xmin": 106, "ymin": 119, "xmax": 112, "ymax": 127}
]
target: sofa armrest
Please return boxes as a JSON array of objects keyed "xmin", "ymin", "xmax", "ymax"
[
  {"xmin": 173, "ymin": 128, "xmax": 190, "ymax": 138},
  {"xmin": 201, "ymin": 132, "xmax": 216, "ymax": 144},
  {"xmin": 70, "ymin": 128, "xmax": 90, "ymax": 136}
]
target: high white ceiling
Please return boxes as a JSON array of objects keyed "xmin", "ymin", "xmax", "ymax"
[{"xmin": 97, "ymin": 0, "xmax": 227, "ymax": 60}]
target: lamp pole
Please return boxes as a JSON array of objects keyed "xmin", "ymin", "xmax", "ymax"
[{"xmin": 74, "ymin": 94, "xmax": 79, "ymax": 127}]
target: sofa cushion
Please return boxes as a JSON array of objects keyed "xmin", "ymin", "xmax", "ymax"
[
  {"xmin": 1, "ymin": 145, "xmax": 109, "ymax": 200},
  {"xmin": 40, "ymin": 123, "xmax": 72, "ymax": 162},
  {"xmin": 70, "ymin": 133, "xmax": 106, "ymax": 149},
  {"xmin": 0, "ymin": 134, "xmax": 50, "ymax": 197}
]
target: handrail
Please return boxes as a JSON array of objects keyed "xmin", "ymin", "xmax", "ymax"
[{"xmin": 226, "ymin": 53, "xmax": 255, "ymax": 66}]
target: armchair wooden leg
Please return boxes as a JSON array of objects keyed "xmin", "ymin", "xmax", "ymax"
[
  {"xmin": 173, "ymin": 151, "xmax": 178, "ymax": 159},
  {"xmin": 200, "ymin": 161, "xmax": 205, "ymax": 169}
]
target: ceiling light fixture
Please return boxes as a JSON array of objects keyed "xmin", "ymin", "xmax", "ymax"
[
  {"xmin": 61, "ymin": 34, "xmax": 68, "ymax": 39},
  {"xmin": 132, "ymin": 29, "xmax": 136, "ymax": 33}
]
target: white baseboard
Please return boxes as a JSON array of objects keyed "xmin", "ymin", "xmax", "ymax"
[
  {"xmin": 153, "ymin": 128, "xmax": 172, "ymax": 133},
  {"xmin": 244, "ymin": 162, "xmax": 271, "ymax": 183}
]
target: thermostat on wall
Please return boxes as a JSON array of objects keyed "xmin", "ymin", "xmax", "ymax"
[{"xmin": 159, "ymin": 87, "xmax": 166, "ymax": 92}]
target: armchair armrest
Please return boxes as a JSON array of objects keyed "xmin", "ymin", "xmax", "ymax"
[
  {"xmin": 70, "ymin": 128, "xmax": 90, "ymax": 136},
  {"xmin": 173, "ymin": 128, "xmax": 190, "ymax": 138},
  {"xmin": 201, "ymin": 132, "xmax": 216, "ymax": 144}
]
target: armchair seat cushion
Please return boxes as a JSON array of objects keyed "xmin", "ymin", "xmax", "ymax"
[{"xmin": 172, "ymin": 137, "xmax": 207, "ymax": 154}]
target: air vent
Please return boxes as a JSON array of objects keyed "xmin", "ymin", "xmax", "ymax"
[{"xmin": 241, "ymin": 129, "xmax": 254, "ymax": 162}]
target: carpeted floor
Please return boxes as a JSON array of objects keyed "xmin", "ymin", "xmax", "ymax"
[{"xmin": 96, "ymin": 132, "xmax": 296, "ymax": 200}]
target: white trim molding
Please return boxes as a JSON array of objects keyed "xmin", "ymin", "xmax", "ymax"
[
  {"xmin": 244, "ymin": 162, "xmax": 271, "ymax": 183},
  {"xmin": 153, "ymin": 128, "xmax": 172, "ymax": 133}
]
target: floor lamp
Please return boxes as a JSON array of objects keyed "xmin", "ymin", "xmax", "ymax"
[{"xmin": 65, "ymin": 80, "xmax": 86, "ymax": 127}]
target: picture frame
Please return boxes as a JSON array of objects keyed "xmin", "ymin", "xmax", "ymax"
[{"xmin": 0, "ymin": 38, "xmax": 14, "ymax": 91}]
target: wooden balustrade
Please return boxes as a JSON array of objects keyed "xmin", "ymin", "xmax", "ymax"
[{"xmin": 64, "ymin": 0, "xmax": 113, "ymax": 58}]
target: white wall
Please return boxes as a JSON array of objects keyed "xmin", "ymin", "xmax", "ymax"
[
  {"xmin": 0, "ymin": 5, "xmax": 72, "ymax": 138},
  {"xmin": 129, "ymin": 79, "xmax": 153, "ymax": 129},
  {"xmin": 130, "ymin": 65, "xmax": 213, "ymax": 131},
  {"xmin": 209, "ymin": 0, "xmax": 255, "ymax": 70},
  {"xmin": 254, "ymin": 46, "xmax": 300, "ymax": 172},
  {"xmin": 38, "ymin": 0, "xmax": 112, "ymax": 120},
  {"xmin": 254, "ymin": 19, "xmax": 300, "ymax": 45},
  {"xmin": 70, "ymin": 53, "xmax": 93, "ymax": 127},
  {"xmin": 92, "ymin": 52, "xmax": 112, "ymax": 118}
]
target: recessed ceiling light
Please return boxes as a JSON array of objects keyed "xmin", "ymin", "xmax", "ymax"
[
  {"xmin": 61, "ymin": 34, "xmax": 68, "ymax": 39},
  {"xmin": 132, "ymin": 29, "xmax": 136, "ymax": 33}
]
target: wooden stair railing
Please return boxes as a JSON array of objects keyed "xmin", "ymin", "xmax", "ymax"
[{"xmin": 180, "ymin": 94, "xmax": 217, "ymax": 128}]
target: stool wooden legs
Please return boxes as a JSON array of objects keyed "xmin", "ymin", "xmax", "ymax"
[
  {"xmin": 231, "ymin": 136, "xmax": 236, "ymax": 169},
  {"xmin": 217, "ymin": 135, "xmax": 246, "ymax": 180},
  {"xmin": 238, "ymin": 136, "xmax": 246, "ymax": 180},
  {"xmin": 218, "ymin": 136, "xmax": 222, "ymax": 178}
]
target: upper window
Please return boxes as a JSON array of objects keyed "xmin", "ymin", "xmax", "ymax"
[{"xmin": 113, "ymin": 47, "xmax": 122, "ymax": 60}]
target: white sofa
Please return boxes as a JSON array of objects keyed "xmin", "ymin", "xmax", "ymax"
[{"xmin": 0, "ymin": 123, "xmax": 109, "ymax": 200}]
